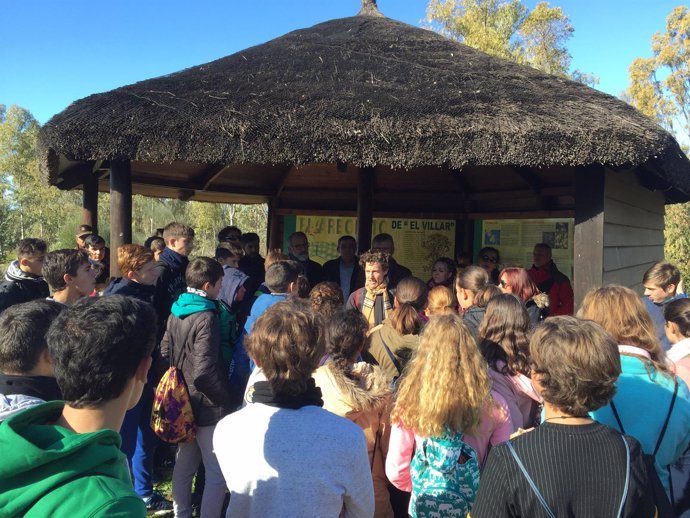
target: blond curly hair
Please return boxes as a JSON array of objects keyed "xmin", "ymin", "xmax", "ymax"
[{"xmin": 391, "ymin": 314, "xmax": 492, "ymax": 437}]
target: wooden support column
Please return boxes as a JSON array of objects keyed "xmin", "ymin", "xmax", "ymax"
[
  {"xmin": 357, "ymin": 167, "xmax": 375, "ymax": 254},
  {"xmin": 82, "ymin": 174, "xmax": 98, "ymax": 234},
  {"xmin": 267, "ymin": 198, "xmax": 283, "ymax": 251},
  {"xmin": 109, "ymin": 160, "xmax": 132, "ymax": 277},
  {"xmin": 573, "ymin": 166, "xmax": 605, "ymax": 309}
]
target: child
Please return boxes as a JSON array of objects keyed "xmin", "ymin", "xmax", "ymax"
[
  {"xmin": 643, "ymin": 261, "xmax": 686, "ymax": 350},
  {"xmin": 160, "ymin": 257, "xmax": 233, "ymax": 518},
  {"xmin": 0, "ymin": 238, "xmax": 49, "ymax": 313},
  {"xmin": 0, "ymin": 300, "xmax": 64, "ymax": 422},
  {"xmin": 42, "ymin": 249, "xmax": 97, "ymax": 305},
  {"xmin": 215, "ymin": 243, "xmax": 250, "ymax": 312},
  {"xmin": 0, "ymin": 295, "xmax": 157, "ymax": 517},
  {"xmin": 104, "ymin": 244, "xmax": 158, "ymax": 301},
  {"xmin": 243, "ymin": 260, "xmax": 299, "ymax": 334}
]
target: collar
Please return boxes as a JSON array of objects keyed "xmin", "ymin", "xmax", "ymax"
[
  {"xmin": 668, "ymin": 338, "xmax": 690, "ymax": 363},
  {"xmin": 618, "ymin": 344, "xmax": 652, "ymax": 360}
]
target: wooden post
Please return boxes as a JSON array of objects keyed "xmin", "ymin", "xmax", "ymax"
[
  {"xmin": 82, "ymin": 174, "xmax": 98, "ymax": 234},
  {"xmin": 109, "ymin": 160, "xmax": 132, "ymax": 277},
  {"xmin": 267, "ymin": 199, "xmax": 283, "ymax": 251},
  {"xmin": 573, "ymin": 166, "xmax": 605, "ymax": 309},
  {"xmin": 357, "ymin": 167, "xmax": 375, "ymax": 254}
]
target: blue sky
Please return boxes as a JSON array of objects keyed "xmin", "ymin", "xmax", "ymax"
[{"xmin": 0, "ymin": 0, "xmax": 681, "ymax": 124}]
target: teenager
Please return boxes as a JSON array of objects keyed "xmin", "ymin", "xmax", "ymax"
[
  {"xmin": 42, "ymin": 249, "xmax": 97, "ymax": 306},
  {"xmin": 456, "ymin": 265, "xmax": 500, "ymax": 338},
  {"xmin": 0, "ymin": 295, "xmax": 157, "ymax": 517},
  {"xmin": 498, "ymin": 267, "xmax": 550, "ymax": 325},
  {"xmin": 426, "ymin": 257, "xmax": 456, "ymax": 290},
  {"xmin": 214, "ymin": 301, "xmax": 375, "ymax": 518},
  {"xmin": 0, "ymin": 238, "xmax": 49, "ymax": 313},
  {"xmin": 643, "ymin": 261, "xmax": 686, "ymax": 350}
]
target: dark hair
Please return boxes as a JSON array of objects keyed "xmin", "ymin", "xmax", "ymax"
[
  {"xmin": 47, "ymin": 296, "xmax": 156, "ymax": 408},
  {"xmin": 0, "ymin": 300, "xmax": 64, "ymax": 374},
  {"xmin": 478, "ymin": 294, "xmax": 532, "ymax": 376},
  {"xmin": 265, "ymin": 260, "xmax": 300, "ymax": 293},
  {"xmin": 163, "ymin": 222, "xmax": 195, "ymax": 242},
  {"xmin": 530, "ymin": 317, "xmax": 621, "ymax": 416},
  {"xmin": 665, "ymin": 298, "xmax": 690, "ymax": 336},
  {"xmin": 644, "ymin": 261, "xmax": 681, "ymax": 290},
  {"xmin": 337, "ymin": 235, "xmax": 356, "ymax": 246},
  {"xmin": 16, "ymin": 238, "xmax": 47, "ymax": 258},
  {"xmin": 218, "ymin": 226, "xmax": 242, "ymax": 242},
  {"xmin": 456, "ymin": 265, "xmax": 489, "ymax": 293},
  {"xmin": 534, "ymin": 242, "xmax": 552, "ymax": 253},
  {"xmin": 42, "ymin": 249, "xmax": 90, "ymax": 291},
  {"xmin": 371, "ymin": 233, "xmax": 394, "ymax": 247},
  {"xmin": 477, "ymin": 247, "xmax": 500, "ymax": 263},
  {"xmin": 389, "ymin": 276, "xmax": 428, "ymax": 335},
  {"xmin": 240, "ymin": 232, "xmax": 260, "ymax": 245},
  {"xmin": 144, "ymin": 236, "xmax": 166, "ymax": 252},
  {"xmin": 246, "ymin": 300, "xmax": 325, "ymax": 397},
  {"xmin": 215, "ymin": 242, "xmax": 244, "ymax": 260},
  {"xmin": 185, "ymin": 257, "xmax": 224, "ymax": 290},
  {"xmin": 327, "ymin": 310, "xmax": 369, "ymax": 379},
  {"xmin": 359, "ymin": 249, "xmax": 389, "ymax": 270},
  {"xmin": 288, "ymin": 231, "xmax": 308, "ymax": 245},
  {"xmin": 84, "ymin": 234, "xmax": 106, "ymax": 248},
  {"xmin": 91, "ymin": 261, "xmax": 109, "ymax": 285},
  {"xmin": 309, "ymin": 282, "xmax": 344, "ymax": 318}
]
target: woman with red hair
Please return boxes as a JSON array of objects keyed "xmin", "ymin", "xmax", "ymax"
[{"xmin": 498, "ymin": 267, "xmax": 549, "ymax": 325}]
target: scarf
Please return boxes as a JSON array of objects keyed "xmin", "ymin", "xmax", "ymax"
[
  {"xmin": 363, "ymin": 283, "xmax": 392, "ymax": 327},
  {"xmin": 248, "ymin": 378, "xmax": 324, "ymax": 409}
]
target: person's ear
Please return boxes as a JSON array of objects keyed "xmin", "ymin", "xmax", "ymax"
[
  {"xmin": 201, "ymin": 281, "xmax": 213, "ymax": 292},
  {"xmin": 126, "ymin": 270, "xmax": 137, "ymax": 280},
  {"xmin": 287, "ymin": 281, "xmax": 297, "ymax": 293},
  {"xmin": 135, "ymin": 356, "xmax": 152, "ymax": 384},
  {"xmin": 63, "ymin": 273, "xmax": 73, "ymax": 286},
  {"xmin": 394, "ymin": 298, "xmax": 400, "ymax": 309},
  {"xmin": 666, "ymin": 284, "xmax": 677, "ymax": 296},
  {"xmin": 19, "ymin": 257, "xmax": 30, "ymax": 268}
]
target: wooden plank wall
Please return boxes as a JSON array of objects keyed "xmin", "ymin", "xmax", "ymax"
[{"xmin": 602, "ymin": 169, "xmax": 665, "ymax": 293}]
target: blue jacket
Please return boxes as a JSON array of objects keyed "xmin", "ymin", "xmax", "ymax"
[
  {"xmin": 243, "ymin": 293, "xmax": 288, "ymax": 335},
  {"xmin": 592, "ymin": 354, "xmax": 690, "ymax": 490}
]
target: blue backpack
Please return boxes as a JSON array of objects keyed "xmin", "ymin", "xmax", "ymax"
[{"xmin": 410, "ymin": 431, "xmax": 480, "ymax": 518}]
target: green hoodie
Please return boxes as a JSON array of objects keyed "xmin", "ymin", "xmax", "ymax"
[{"xmin": 0, "ymin": 401, "xmax": 145, "ymax": 518}]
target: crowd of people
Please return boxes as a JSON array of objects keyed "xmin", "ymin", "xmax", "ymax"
[{"xmin": 0, "ymin": 221, "xmax": 689, "ymax": 518}]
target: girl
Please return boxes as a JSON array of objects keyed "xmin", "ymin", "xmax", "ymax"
[
  {"xmin": 386, "ymin": 314, "xmax": 512, "ymax": 517},
  {"xmin": 498, "ymin": 266, "xmax": 549, "ymax": 325},
  {"xmin": 478, "ymin": 294, "xmax": 543, "ymax": 431},
  {"xmin": 427, "ymin": 257, "xmax": 457, "ymax": 289},
  {"xmin": 456, "ymin": 266, "xmax": 500, "ymax": 338},
  {"xmin": 425, "ymin": 285, "xmax": 456, "ymax": 317}
]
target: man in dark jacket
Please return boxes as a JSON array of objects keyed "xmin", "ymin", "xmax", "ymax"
[
  {"xmin": 371, "ymin": 233, "xmax": 412, "ymax": 291},
  {"xmin": 160, "ymin": 257, "xmax": 233, "ymax": 518},
  {"xmin": 0, "ymin": 238, "xmax": 49, "ymax": 314},
  {"xmin": 323, "ymin": 235, "xmax": 364, "ymax": 301},
  {"xmin": 528, "ymin": 243, "xmax": 574, "ymax": 316},
  {"xmin": 288, "ymin": 231, "xmax": 324, "ymax": 288}
]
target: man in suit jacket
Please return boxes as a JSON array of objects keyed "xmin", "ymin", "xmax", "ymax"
[
  {"xmin": 323, "ymin": 235, "xmax": 364, "ymax": 301},
  {"xmin": 371, "ymin": 233, "xmax": 412, "ymax": 291}
]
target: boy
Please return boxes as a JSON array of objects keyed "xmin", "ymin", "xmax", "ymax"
[
  {"xmin": 42, "ymin": 249, "xmax": 97, "ymax": 305},
  {"xmin": 161, "ymin": 257, "xmax": 233, "ymax": 518},
  {"xmin": 215, "ymin": 243, "xmax": 250, "ymax": 310},
  {"xmin": 0, "ymin": 295, "xmax": 157, "ymax": 517},
  {"xmin": 0, "ymin": 238, "xmax": 49, "ymax": 313},
  {"xmin": 243, "ymin": 260, "xmax": 299, "ymax": 334},
  {"xmin": 0, "ymin": 300, "xmax": 64, "ymax": 422},
  {"xmin": 153, "ymin": 222, "xmax": 195, "ymax": 339},
  {"xmin": 642, "ymin": 260, "xmax": 686, "ymax": 350},
  {"xmin": 103, "ymin": 244, "xmax": 169, "ymax": 511}
]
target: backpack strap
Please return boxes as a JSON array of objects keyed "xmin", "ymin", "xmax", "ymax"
[
  {"xmin": 654, "ymin": 378, "xmax": 678, "ymax": 456},
  {"xmin": 617, "ymin": 436, "xmax": 631, "ymax": 518},
  {"xmin": 609, "ymin": 400, "xmax": 626, "ymax": 435},
  {"xmin": 506, "ymin": 441, "xmax": 556, "ymax": 518},
  {"xmin": 378, "ymin": 330, "xmax": 403, "ymax": 376},
  {"xmin": 354, "ymin": 288, "xmax": 361, "ymax": 310}
]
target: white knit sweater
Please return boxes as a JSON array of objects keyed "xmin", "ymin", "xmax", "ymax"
[{"xmin": 213, "ymin": 402, "xmax": 375, "ymax": 518}]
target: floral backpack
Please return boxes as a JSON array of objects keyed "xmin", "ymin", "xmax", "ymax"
[
  {"xmin": 410, "ymin": 430, "xmax": 480, "ymax": 518},
  {"xmin": 151, "ymin": 342, "xmax": 196, "ymax": 443}
]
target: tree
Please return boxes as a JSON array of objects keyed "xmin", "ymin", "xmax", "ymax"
[
  {"xmin": 425, "ymin": 0, "xmax": 597, "ymax": 85},
  {"xmin": 626, "ymin": 7, "xmax": 690, "ymax": 285}
]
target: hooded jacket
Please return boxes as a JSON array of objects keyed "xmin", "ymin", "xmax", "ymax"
[
  {"xmin": 313, "ymin": 362, "xmax": 393, "ymax": 518},
  {"xmin": 160, "ymin": 291, "xmax": 234, "ymax": 426},
  {"xmin": 462, "ymin": 305, "xmax": 486, "ymax": 339},
  {"xmin": 525, "ymin": 292, "xmax": 550, "ymax": 326},
  {"xmin": 367, "ymin": 320, "xmax": 420, "ymax": 381},
  {"xmin": 153, "ymin": 248, "xmax": 189, "ymax": 340},
  {"xmin": 0, "ymin": 401, "xmax": 146, "ymax": 517},
  {"xmin": 0, "ymin": 260, "xmax": 50, "ymax": 313},
  {"xmin": 0, "ymin": 374, "xmax": 62, "ymax": 422},
  {"xmin": 102, "ymin": 277, "xmax": 155, "ymax": 303}
]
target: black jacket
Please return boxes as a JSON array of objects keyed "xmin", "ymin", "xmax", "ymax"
[
  {"xmin": 0, "ymin": 261, "xmax": 49, "ymax": 314},
  {"xmin": 0, "ymin": 374, "xmax": 62, "ymax": 402},
  {"xmin": 322, "ymin": 258, "xmax": 365, "ymax": 297},
  {"xmin": 103, "ymin": 277, "xmax": 155, "ymax": 303},
  {"xmin": 160, "ymin": 309, "xmax": 233, "ymax": 426},
  {"xmin": 290, "ymin": 255, "xmax": 325, "ymax": 288},
  {"xmin": 153, "ymin": 249, "xmax": 189, "ymax": 341},
  {"xmin": 386, "ymin": 258, "xmax": 412, "ymax": 291}
]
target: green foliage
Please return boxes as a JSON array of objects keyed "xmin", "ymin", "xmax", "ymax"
[
  {"xmin": 425, "ymin": 0, "xmax": 598, "ymax": 85},
  {"xmin": 665, "ymin": 203, "xmax": 690, "ymax": 287}
]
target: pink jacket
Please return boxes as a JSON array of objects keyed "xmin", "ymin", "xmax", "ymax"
[
  {"xmin": 385, "ymin": 392, "xmax": 513, "ymax": 492},
  {"xmin": 669, "ymin": 338, "xmax": 690, "ymax": 388},
  {"xmin": 489, "ymin": 361, "xmax": 542, "ymax": 432}
]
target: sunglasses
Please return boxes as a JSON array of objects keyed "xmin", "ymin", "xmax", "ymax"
[{"xmin": 481, "ymin": 255, "xmax": 498, "ymax": 263}]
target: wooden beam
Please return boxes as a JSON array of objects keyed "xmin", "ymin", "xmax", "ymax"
[
  {"xmin": 357, "ymin": 167, "xmax": 375, "ymax": 254},
  {"xmin": 573, "ymin": 166, "xmax": 605, "ymax": 309},
  {"xmin": 129, "ymin": 175, "xmax": 275, "ymax": 197},
  {"xmin": 82, "ymin": 174, "xmax": 99, "ymax": 234},
  {"xmin": 274, "ymin": 166, "xmax": 294, "ymax": 201},
  {"xmin": 268, "ymin": 198, "xmax": 283, "ymax": 249},
  {"xmin": 109, "ymin": 160, "xmax": 132, "ymax": 277},
  {"xmin": 178, "ymin": 189, "xmax": 195, "ymax": 201},
  {"xmin": 469, "ymin": 186, "xmax": 573, "ymax": 202},
  {"xmin": 275, "ymin": 207, "xmax": 575, "ymax": 220},
  {"xmin": 194, "ymin": 164, "xmax": 227, "ymax": 191}
]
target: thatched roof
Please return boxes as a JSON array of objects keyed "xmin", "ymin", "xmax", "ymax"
[{"xmin": 39, "ymin": 6, "xmax": 690, "ymax": 202}]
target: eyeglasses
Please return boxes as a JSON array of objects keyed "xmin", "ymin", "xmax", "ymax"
[
  {"xmin": 499, "ymin": 279, "xmax": 509, "ymax": 288},
  {"xmin": 481, "ymin": 255, "xmax": 498, "ymax": 263}
]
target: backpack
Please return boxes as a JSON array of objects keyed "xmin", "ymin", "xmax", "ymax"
[
  {"xmin": 150, "ymin": 340, "xmax": 196, "ymax": 443},
  {"xmin": 409, "ymin": 431, "xmax": 480, "ymax": 518}
]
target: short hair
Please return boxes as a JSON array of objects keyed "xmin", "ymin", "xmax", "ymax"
[
  {"xmin": 0, "ymin": 300, "xmax": 64, "ymax": 374},
  {"xmin": 664, "ymin": 298, "xmax": 690, "ymax": 336},
  {"xmin": 215, "ymin": 242, "xmax": 244, "ymax": 260},
  {"xmin": 288, "ymin": 231, "xmax": 308, "ymax": 246},
  {"xmin": 477, "ymin": 246, "xmax": 500, "ymax": 263},
  {"xmin": 371, "ymin": 233, "xmax": 394, "ymax": 247},
  {"xmin": 264, "ymin": 249, "xmax": 289, "ymax": 271},
  {"xmin": 42, "ymin": 249, "xmax": 90, "ymax": 291},
  {"xmin": 217, "ymin": 226, "xmax": 242, "ymax": 243},
  {"xmin": 47, "ymin": 296, "xmax": 157, "ymax": 408},
  {"xmin": 499, "ymin": 267, "xmax": 540, "ymax": 302},
  {"xmin": 265, "ymin": 260, "xmax": 300, "ymax": 293},
  {"xmin": 309, "ymin": 281, "xmax": 344, "ymax": 318},
  {"xmin": 389, "ymin": 277, "xmax": 428, "ymax": 335},
  {"xmin": 246, "ymin": 300, "xmax": 325, "ymax": 397},
  {"xmin": 643, "ymin": 261, "xmax": 681, "ymax": 290},
  {"xmin": 530, "ymin": 316, "xmax": 621, "ymax": 416},
  {"xmin": 185, "ymin": 257, "xmax": 224, "ymax": 290},
  {"xmin": 84, "ymin": 234, "xmax": 106, "ymax": 248},
  {"xmin": 163, "ymin": 222, "xmax": 195, "ymax": 243},
  {"xmin": 146, "ymin": 236, "xmax": 166, "ymax": 253},
  {"xmin": 295, "ymin": 275, "xmax": 311, "ymax": 298},
  {"xmin": 426, "ymin": 286, "xmax": 456, "ymax": 317},
  {"xmin": 240, "ymin": 232, "xmax": 260, "ymax": 245},
  {"xmin": 337, "ymin": 235, "xmax": 356, "ymax": 247},
  {"xmin": 534, "ymin": 243, "xmax": 552, "ymax": 255},
  {"xmin": 359, "ymin": 249, "xmax": 389, "ymax": 270},
  {"xmin": 91, "ymin": 261, "xmax": 109, "ymax": 285},
  {"xmin": 117, "ymin": 244, "xmax": 154, "ymax": 276},
  {"xmin": 326, "ymin": 310, "xmax": 369, "ymax": 374},
  {"xmin": 16, "ymin": 238, "xmax": 47, "ymax": 259}
]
